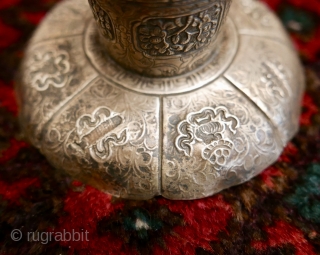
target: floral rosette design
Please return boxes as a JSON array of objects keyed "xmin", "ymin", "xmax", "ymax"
[{"xmin": 136, "ymin": 4, "xmax": 223, "ymax": 56}]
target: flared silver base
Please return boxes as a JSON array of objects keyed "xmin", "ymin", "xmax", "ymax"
[{"xmin": 17, "ymin": 0, "xmax": 304, "ymax": 199}]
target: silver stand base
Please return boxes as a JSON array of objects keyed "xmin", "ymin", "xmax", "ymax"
[{"xmin": 17, "ymin": 0, "xmax": 304, "ymax": 199}]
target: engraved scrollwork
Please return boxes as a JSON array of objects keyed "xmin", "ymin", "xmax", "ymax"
[
  {"xmin": 260, "ymin": 61, "xmax": 291, "ymax": 101},
  {"xmin": 28, "ymin": 49, "xmax": 72, "ymax": 91},
  {"xmin": 175, "ymin": 106, "xmax": 240, "ymax": 168},
  {"xmin": 135, "ymin": 4, "xmax": 223, "ymax": 57},
  {"xmin": 162, "ymin": 78, "xmax": 284, "ymax": 199},
  {"xmin": 63, "ymin": 104, "xmax": 153, "ymax": 171},
  {"xmin": 86, "ymin": 0, "xmax": 231, "ymax": 76},
  {"xmin": 85, "ymin": 17, "xmax": 238, "ymax": 94},
  {"xmin": 16, "ymin": 0, "xmax": 303, "ymax": 200},
  {"xmin": 42, "ymin": 77, "xmax": 161, "ymax": 198},
  {"xmin": 88, "ymin": 0, "xmax": 115, "ymax": 40}
]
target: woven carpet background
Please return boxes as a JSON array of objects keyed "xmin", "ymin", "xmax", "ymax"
[{"xmin": 0, "ymin": 0, "xmax": 320, "ymax": 254}]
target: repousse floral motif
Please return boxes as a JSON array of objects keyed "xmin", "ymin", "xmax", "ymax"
[
  {"xmin": 136, "ymin": 4, "xmax": 223, "ymax": 56},
  {"xmin": 88, "ymin": 0, "xmax": 115, "ymax": 40}
]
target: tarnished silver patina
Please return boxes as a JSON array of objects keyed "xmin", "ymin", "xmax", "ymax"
[{"xmin": 16, "ymin": 0, "xmax": 305, "ymax": 199}]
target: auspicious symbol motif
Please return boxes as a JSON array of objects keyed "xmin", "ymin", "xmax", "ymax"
[
  {"xmin": 18, "ymin": 0, "xmax": 304, "ymax": 199},
  {"xmin": 135, "ymin": 4, "xmax": 223, "ymax": 56},
  {"xmin": 175, "ymin": 107, "xmax": 239, "ymax": 167},
  {"xmin": 29, "ymin": 50, "xmax": 72, "ymax": 91},
  {"xmin": 88, "ymin": 0, "xmax": 115, "ymax": 40},
  {"xmin": 74, "ymin": 107, "xmax": 128, "ymax": 163}
]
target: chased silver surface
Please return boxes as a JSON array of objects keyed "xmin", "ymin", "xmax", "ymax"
[
  {"xmin": 84, "ymin": 17, "xmax": 238, "ymax": 95},
  {"xmin": 16, "ymin": 0, "xmax": 305, "ymax": 200},
  {"xmin": 87, "ymin": 0, "xmax": 231, "ymax": 77}
]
